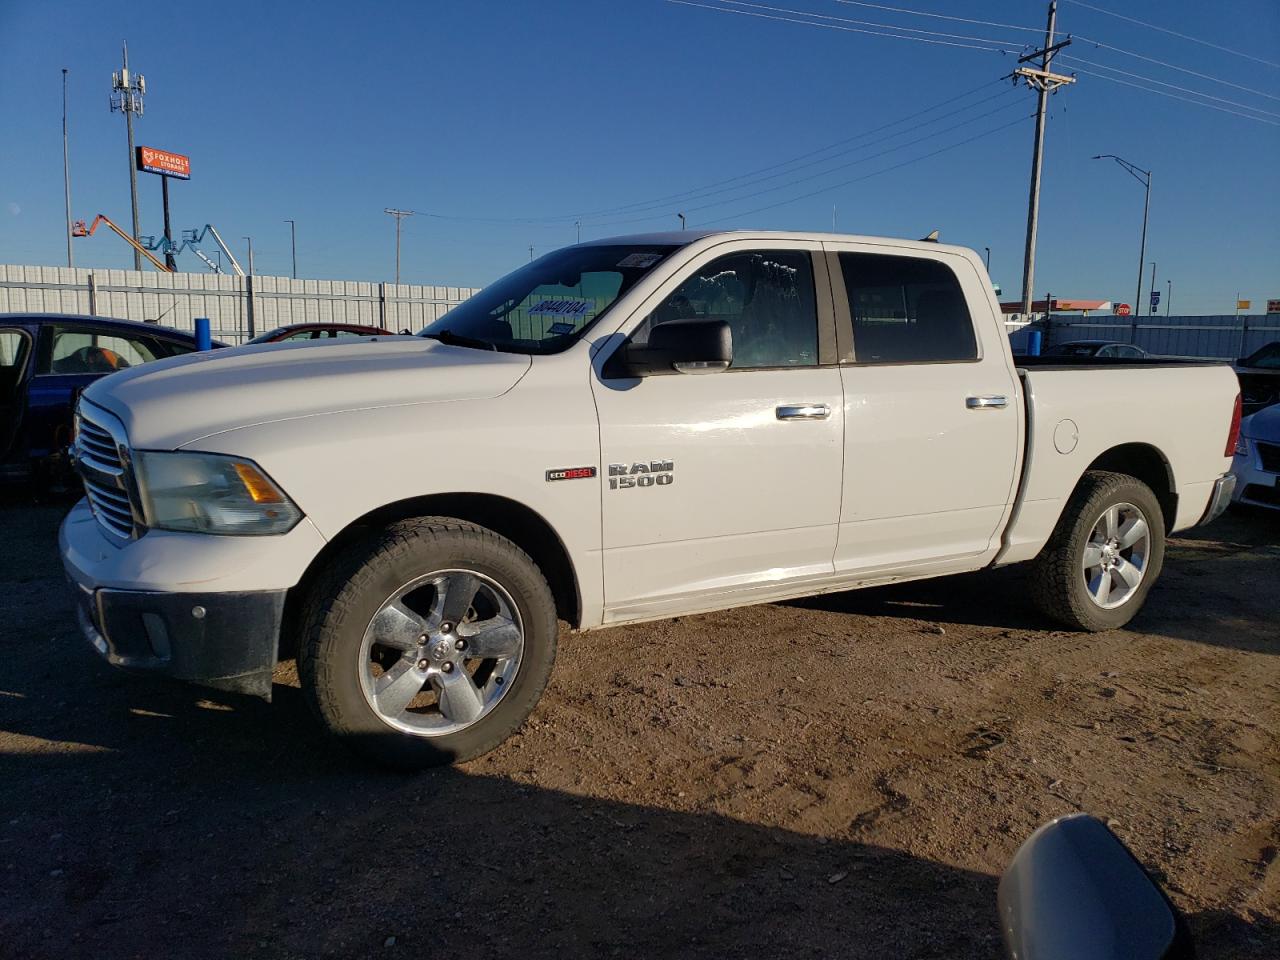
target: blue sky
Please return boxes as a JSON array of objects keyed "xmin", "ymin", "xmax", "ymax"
[{"xmin": 1, "ymin": 0, "xmax": 1276, "ymax": 314}]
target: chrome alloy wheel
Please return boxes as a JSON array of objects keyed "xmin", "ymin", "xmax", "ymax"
[
  {"xmin": 1081, "ymin": 502, "xmax": 1150, "ymax": 610},
  {"xmin": 358, "ymin": 569, "xmax": 524, "ymax": 736}
]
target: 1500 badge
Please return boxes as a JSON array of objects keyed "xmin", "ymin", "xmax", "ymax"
[{"xmin": 608, "ymin": 460, "xmax": 674, "ymax": 489}]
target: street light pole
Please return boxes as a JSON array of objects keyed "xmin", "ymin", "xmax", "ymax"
[
  {"xmin": 1149, "ymin": 261, "xmax": 1157, "ymax": 313},
  {"xmin": 1093, "ymin": 154, "xmax": 1151, "ymax": 322},
  {"xmin": 284, "ymin": 219, "xmax": 297, "ymax": 279},
  {"xmin": 984, "ymin": 247, "xmax": 991, "ymax": 272},
  {"xmin": 677, "ymin": 213, "xmax": 686, "ymax": 231},
  {"xmin": 62, "ymin": 69, "xmax": 73, "ymax": 268}
]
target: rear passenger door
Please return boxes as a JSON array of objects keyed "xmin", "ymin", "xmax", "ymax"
[{"xmin": 826, "ymin": 243, "xmax": 1019, "ymax": 575}]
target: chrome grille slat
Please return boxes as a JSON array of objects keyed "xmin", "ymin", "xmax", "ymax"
[{"xmin": 75, "ymin": 405, "xmax": 140, "ymax": 541}]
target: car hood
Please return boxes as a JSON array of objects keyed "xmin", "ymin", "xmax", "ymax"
[
  {"xmin": 83, "ymin": 336, "xmax": 532, "ymax": 449},
  {"xmin": 1242, "ymin": 403, "xmax": 1280, "ymax": 441}
]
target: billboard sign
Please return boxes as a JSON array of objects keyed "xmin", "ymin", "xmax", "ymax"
[{"xmin": 135, "ymin": 146, "xmax": 190, "ymax": 180}]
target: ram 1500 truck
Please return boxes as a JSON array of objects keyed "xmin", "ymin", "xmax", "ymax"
[{"xmin": 61, "ymin": 231, "xmax": 1241, "ymax": 767}]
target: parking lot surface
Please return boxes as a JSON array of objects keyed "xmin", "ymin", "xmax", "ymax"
[{"xmin": 2, "ymin": 497, "xmax": 1277, "ymax": 959}]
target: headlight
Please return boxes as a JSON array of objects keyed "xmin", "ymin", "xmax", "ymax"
[
  {"xmin": 134, "ymin": 451, "xmax": 302, "ymax": 535},
  {"xmin": 1234, "ymin": 435, "xmax": 1251, "ymax": 458}
]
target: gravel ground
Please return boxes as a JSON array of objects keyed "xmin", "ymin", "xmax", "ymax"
[{"xmin": 1, "ymin": 497, "xmax": 1277, "ymax": 959}]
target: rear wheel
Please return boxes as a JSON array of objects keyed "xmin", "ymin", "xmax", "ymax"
[
  {"xmin": 298, "ymin": 517, "xmax": 557, "ymax": 769},
  {"xmin": 1028, "ymin": 471, "xmax": 1166, "ymax": 631}
]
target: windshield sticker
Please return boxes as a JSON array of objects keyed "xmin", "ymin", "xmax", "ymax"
[
  {"xmin": 548, "ymin": 321, "xmax": 577, "ymax": 335},
  {"xmin": 529, "ymin": 298, "xmax": 594, "ymax": 318},
  {"xmin": 616, "ymin": 252, "xmax": 663, "ymax": 269}
]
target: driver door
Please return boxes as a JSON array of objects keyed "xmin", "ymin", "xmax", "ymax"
[{"xmin": 591, "ymin": 241, "xmax": 845, "ymax": 623}]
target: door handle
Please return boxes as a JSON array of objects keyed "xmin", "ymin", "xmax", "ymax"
[
  {"xmin": 966, "ymin": 395, "xmax": 1009, "ymax": 410},
  {"xmin": 776, "ymin": 403, "xmax": 831, "ymax": 420}
]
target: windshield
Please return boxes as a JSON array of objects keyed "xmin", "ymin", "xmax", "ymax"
[
  {"xmin": 1244, "ymin": 342, "xmax": 1280, "ymax": 369},
  {"xmin": 1045, "ymin": 343, "xmax": 1102, "ymax": 357},
  {"xmin": 419, "ymin": 244, "xmax": 678, "ymax": 354}
]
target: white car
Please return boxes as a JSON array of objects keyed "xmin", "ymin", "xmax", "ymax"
[
  {"xmin": 1231, "ymin": 403, "xmax": 1280, "ymax": 510},
  {"xmin": 60, "ymin": 231, "xmax": 1241, "ymax": 768}
]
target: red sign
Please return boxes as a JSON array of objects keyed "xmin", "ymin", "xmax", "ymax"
[
  {"xmin": 135, "ymin": 146, "xmax": 190, "ymax": 180},
  {"xmin": 1114, "ymin": 303, "xmax": 1132, "ymax": 317}
]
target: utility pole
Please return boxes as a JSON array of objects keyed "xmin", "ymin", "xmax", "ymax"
[
  {"xmin": 284, "ymin": 219, "xmax": 297, "ymax": 279},
  {"xmin": 109, "ymin": 42, "xmax": 145, "ymax": 271},
  {"xmin": 1016, "ymin": 2, "xmax": 1074, "ymax": 321},
  {"xmin": 384, "ymin": 208, "xmax": 415, "ymax": 284},
  {"xmin": 62, "ymin": 69, "xmax": 74, "ymax": 267},
  {"xmin": 243, "ymin": 236, "xmax": 254, "ymax": 275}
]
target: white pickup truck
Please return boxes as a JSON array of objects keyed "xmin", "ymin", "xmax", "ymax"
[{"xmin": 61, "ymin": 231, "xmax": 1241, "ymax": 767}]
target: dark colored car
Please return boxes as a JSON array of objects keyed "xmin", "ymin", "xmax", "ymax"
[
  {"xmin": 247, "ymin": 322, "xmax": 395, "ymax": 344},
  {"xmin": 0, "ymin": 313, "xmax": 200, "ymax": 482},
  {"xmin": 1044, "ymin": 339, "xmax": 1150, "ymax": 359},
  {"xmin": 1235, "ymin": 340, "xmax": 1280, "ymax": 415}
]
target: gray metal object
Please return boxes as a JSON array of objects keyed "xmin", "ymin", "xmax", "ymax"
[
  {"xmin": 360, "ymin": 570, "xmax": 525, "ymax": 736},
  {"xmin": 998, "ymin": 814, "xmax": 1191, "ymax": 960},
  {"xmin": 1082, "ymin": 501, "xmax": 1150, "ymax": 609}
]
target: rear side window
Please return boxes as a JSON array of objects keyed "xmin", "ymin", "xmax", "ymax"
[{"xmin": 837, "ymin": 253, "xmax": 977, "ymax": 363}]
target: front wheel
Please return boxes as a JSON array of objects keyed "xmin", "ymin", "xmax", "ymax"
[
  {"xmin": 1028, "ymin": 471, "xmax": 1166, "ymax": 631},
  {"xmin": 298, "ymin": 517, "xmax": 558, "ymax": 769}
]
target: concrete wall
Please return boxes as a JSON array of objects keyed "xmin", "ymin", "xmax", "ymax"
[{"xmin": 0, "ymin": 264, "xmax": 481, "ymax": 344}]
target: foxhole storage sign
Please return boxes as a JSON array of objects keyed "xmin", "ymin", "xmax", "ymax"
[{"xmin": 136, "ymin": 146, "xmax": 191, "ymax": 180}]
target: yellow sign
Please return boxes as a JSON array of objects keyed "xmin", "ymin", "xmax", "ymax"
[{"xmin": 1237, "ymin": 300, "xmax": 1252, "ymax": 310}]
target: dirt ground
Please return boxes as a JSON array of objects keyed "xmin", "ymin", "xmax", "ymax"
[{"xmin": 1, "ymin": 497, "xmax": 1277, "ymax": 960}]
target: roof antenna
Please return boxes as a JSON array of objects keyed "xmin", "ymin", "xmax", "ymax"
[{"xmin": 920, "ymin": 229, "xmax": 940, "ymax": 242}]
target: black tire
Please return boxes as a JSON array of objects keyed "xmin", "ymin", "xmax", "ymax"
[
  {"xmin": 297, "ymin": 517, "xmax": 557, "ymax": 769},
  {"xmin": 1028, "ymin": 471, "xmax": 1166, "ymax": 632}
]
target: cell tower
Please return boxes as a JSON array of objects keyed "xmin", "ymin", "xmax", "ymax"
[{"xmin": 110, "ymin": 42, "xmax": 146, "ymax": 271}]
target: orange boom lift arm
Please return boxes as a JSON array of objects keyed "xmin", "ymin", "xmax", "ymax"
[{"xmin": 72, "ymin": 215, "xmax": 173, "ymax": 273}]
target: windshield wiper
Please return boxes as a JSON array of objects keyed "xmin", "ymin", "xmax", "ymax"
[{"xmin": 422, "ymin": 329, "xmax": 497, "ymax": 351}]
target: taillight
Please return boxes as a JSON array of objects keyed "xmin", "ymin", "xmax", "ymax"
[{"xmin": 1225, "ymin": 392, "xmax": 1242, "ymax": 457}]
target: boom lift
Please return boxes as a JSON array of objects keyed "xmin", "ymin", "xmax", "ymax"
[{"xmin": 72, "ymin": 214, "xmax": 171, "ymax": 272}]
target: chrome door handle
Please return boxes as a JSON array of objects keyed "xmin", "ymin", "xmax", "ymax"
[
  {"xmin": 966, "ymin": 395, "xmax": 1009, "ymax": 410},
  {"xmin": 776, "ymin": 403, "xmax": 831, "ymax": 420}
]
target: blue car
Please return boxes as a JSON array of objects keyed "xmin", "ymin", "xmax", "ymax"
[{"xmin": 0, "ymin": 313, "xmax": 202, "ymax": 483}]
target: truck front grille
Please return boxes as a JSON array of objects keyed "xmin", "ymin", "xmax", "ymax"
[
  {"xmin": 74, "ymin": 405, "xmax": 141, "ymax": 541},
  {"xmin": 1257, "ymin": 441, "xmax": 1280, "ymax": 474}
]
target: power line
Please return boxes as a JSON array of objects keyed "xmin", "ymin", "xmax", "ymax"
[
  {"xmin": 718, "ymin": 0, "xmax": 1027, "ymax": 49},
  {"xmin": 699, "ymin": 112, "xmax": 1035, "ymax": 225},
  {"xmin": 1063, "ymin": 0, "xmax": 1280, "ymax": 70},
  {"xmin": 582, "ymin": 98, "xmax": 1028, "ymax": 227},
  {"xmin": 665, "ymin": 0, "xmax": 1019, "ymax": 53},
  {"xmin": 1060, "ymin": 55, "xmax": 1280, "ymax": 119},
  {"xmin": 1070, "ymin": 67, "xmax": 1280, "ymax": 126},
  {"xmin": 1074, "ymin": 35, "xmax": 1280, "ymax": 102},
  {"xmin": 828, "ymin": 0, "xmax": 1042, "ymax": 35},
  {"xmin": 422, "ymin": 79, "xmax": 1012, "ymax": 225}
]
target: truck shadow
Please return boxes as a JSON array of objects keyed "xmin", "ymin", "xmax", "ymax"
[
  {"xmin": 1, "ymin": 673, "xmax": 1275, "ymax": 960},
  {"xmin": 786, "ymin": 512, "xmax": 1280, "ymax": 655}
]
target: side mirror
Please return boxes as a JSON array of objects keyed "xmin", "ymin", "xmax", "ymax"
[
  {"xmin": 605, "ymin": 318, "xmax": 732, "ymax": 378},
  {"xmin": 998, "ymin": 814, "xmax": 1193, "ymax": 960}
]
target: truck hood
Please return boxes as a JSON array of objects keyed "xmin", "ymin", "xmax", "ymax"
[{"xmin": 83, "ymin": 336, "xmax": 532, "ymax": 449}]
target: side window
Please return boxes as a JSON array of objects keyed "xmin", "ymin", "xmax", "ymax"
[
  {"xmin": 1117, "ymin": 345, "xmax": 1143, "ymax": 359},
  {"xmin": 1096, "ymin": 345, "xmax": 1117, "ymax": 358},
  {"xmin": 335, "ymin": 329, "xmax": 367, "ymax": 338},
  {"xmin": 0, "ymin": 330, "xmax": 31, "ymax": 401},
  {"xmin": 38, "ymin": 325, "xmax": 157, "ymax": 374},
  {"xmin": 642, "ymin": 250, "xmax": 818, "ymax": 369},
  {"xmin": 283, "ymin": 330, "xmax": 319, "ymax": 341},
  {"xmin": 161, "ymin": 339, "xmax": 196, "ymax": 357},
  {"xmin": 837, "ymin": 253, "xmax": 978, "ymax": 363}
]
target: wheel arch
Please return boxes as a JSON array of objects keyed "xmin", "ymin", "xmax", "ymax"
[
  {"xmin": 1080, "ymin": 442, "xmax": 1177, "ymax": 531},
  {"xmin": 280, "ymin": 493, "xmax": 581, "ymax": 660}
]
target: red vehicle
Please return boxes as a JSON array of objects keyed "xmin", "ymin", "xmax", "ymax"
[{"xmin": 247, "ymin": 322, "xmax": 395, "ymax": 344}]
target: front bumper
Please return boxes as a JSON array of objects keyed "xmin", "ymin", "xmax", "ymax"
[
  {"xmin": 1231, "ymin": 442, "xmax": 1280, "ymax": 511},
  {"xmin": 60, "ymin": 499, "xmax": 297, "ymax": 698},
  {"xmin": 1197, "ymin": 472, "xmax": 1237, "ymax": 525}
]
